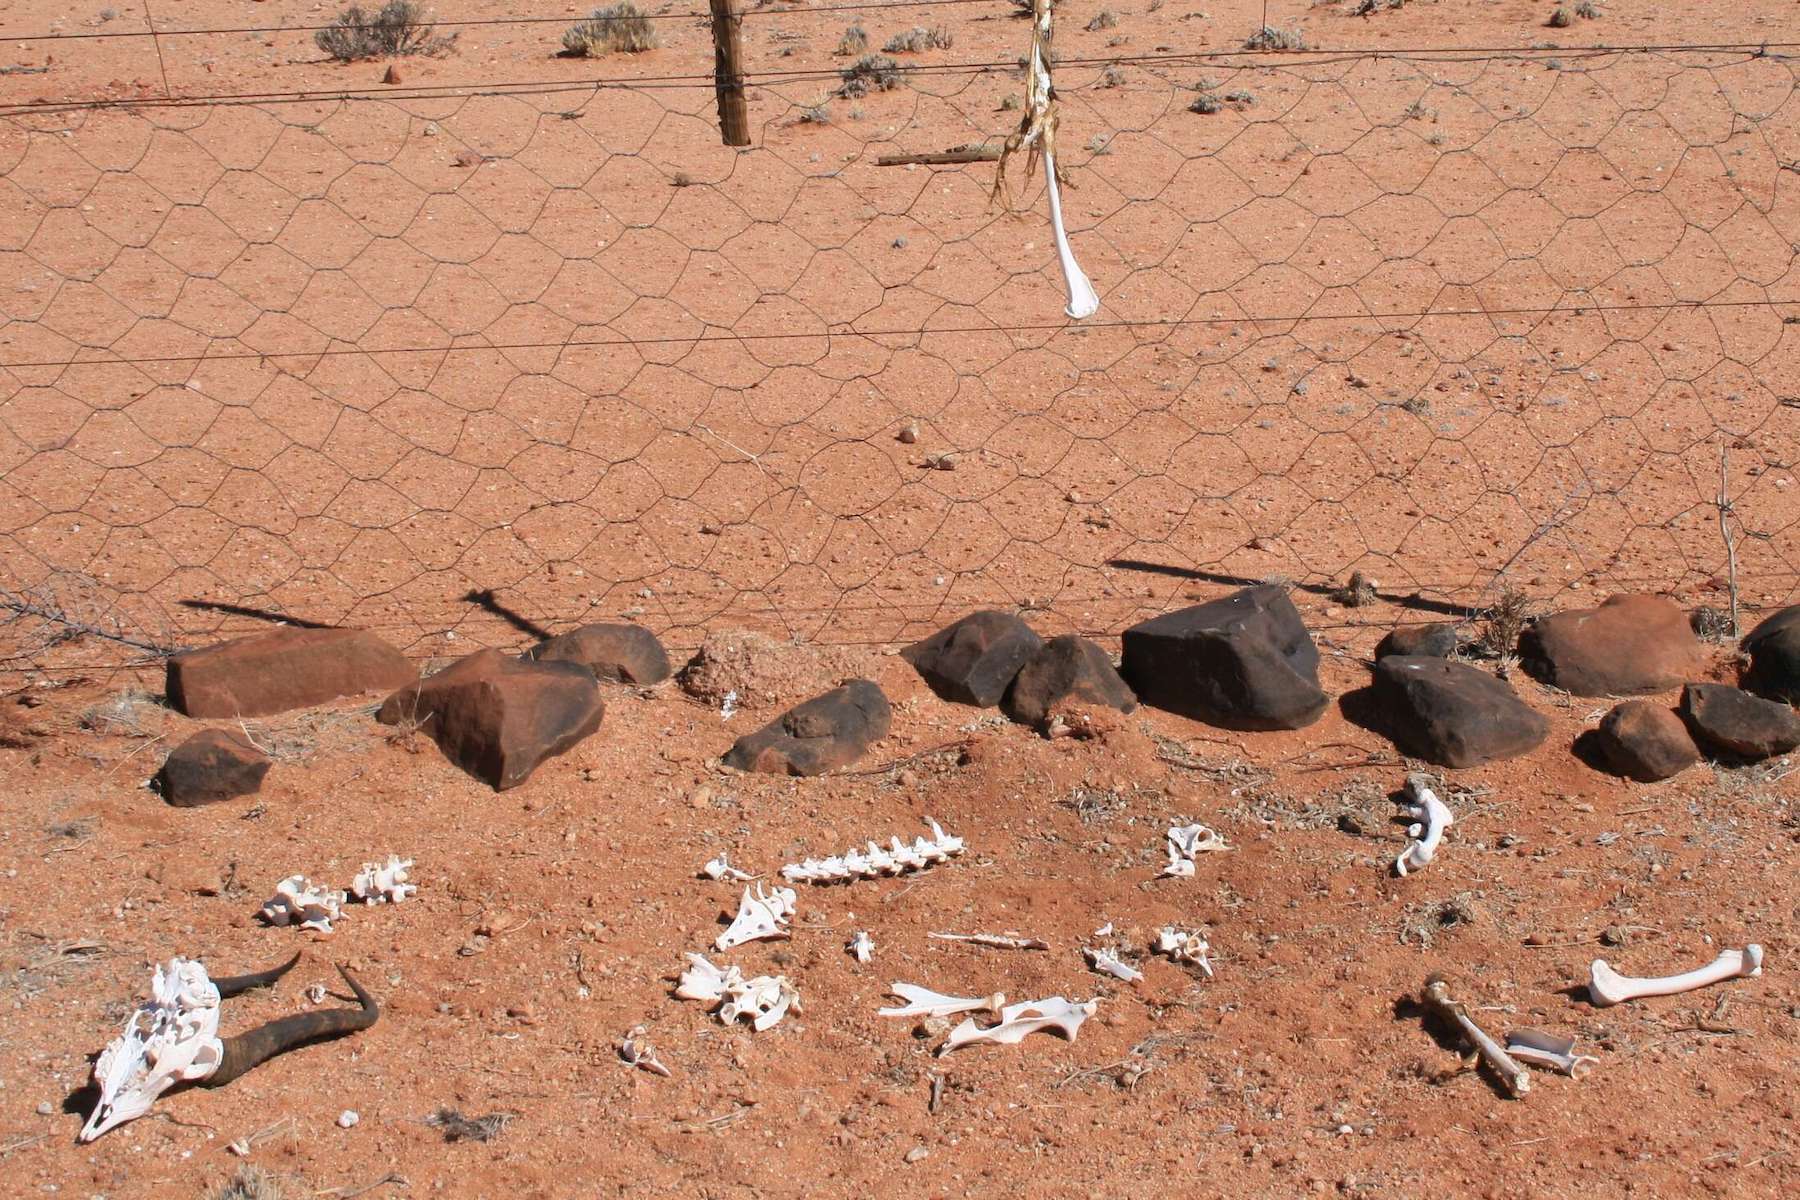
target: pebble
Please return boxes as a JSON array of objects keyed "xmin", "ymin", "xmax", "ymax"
[
  {"xmin": 36, "ymin": 1101, "xmax": 51, "ymax": 1115},
  {"xmin": 337, "ymin": 1110, "xmax": 359, "ymax": 1129},
  {"xmin": 904, "ymin": 1146, "xmax": 930, "ymax": 1164}
]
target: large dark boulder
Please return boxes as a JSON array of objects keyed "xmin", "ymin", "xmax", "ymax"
[
  {"xmin": 1680, "ymin": 683, "xmax": 1800, "ymax": 760},
  {"xmin": 376, "ymin": 649, "xmax": 604, "ymax": 790},
  {"xmin": 1519, "ymin": 594, "xmax": 1702, "ymax": 697},
  {"xmin": 1375, "ymin": 623, "xmax": 1463, "ymax": 661},
  {"xmin": 156, "ymin": 729, "xmax": 270, "ymax": 807},
  {"xmin": 723, "ymin": 679, "xmax": 891, "ymax": 776},
  {"xmin": 1595, "ymin": 701, "xmax": 1700, "ymax": 782},
  {"xmin": 1002, "ymin": 635, "xmax": 1136, "ymax": 728},
  {"xmin": 1373, "ymin": 656, "xmax": 1549, "ymax": 767},
  {"xmin": 901, "ymin": 611, "xmax": 1042, "ymax": 707},
  {"xmin": 524, "ymin": 622, "xmax": 671, "ymax": 685},
  {"xmin": 167, "ymin": 627, "xmax": 415, "ymax": 718},
  {"xmin": 1742, "ymin": 606, "xmax": 1800, "ymax": 703},
  {"xmin": 1120, "ymin": 585, "xmax": 1327, "ymax": 730}
]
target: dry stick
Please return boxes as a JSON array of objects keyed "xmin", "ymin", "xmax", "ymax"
[
  {"xmin": 1718, "ymin": 437, "xmax": 1740, "ymax": 638},
  {"xmin": 708, "ymin": 0, "xmax": 750, "ymax": 147},
  {"xmin": 0, "ymin": 591, "xmax": 180, "ymax": 657},
  {"xmin": 316, "ymin": 1174, "xmax": 408, "ymax": 1200},
  {"xmin": 878, "ymin": 144, "xmax": 1003, "ymax": 166}
]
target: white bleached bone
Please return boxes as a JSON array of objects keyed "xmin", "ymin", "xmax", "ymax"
[
  {"xmin": 674, "ymin": 954, "xmax": 801, "ymax": 1032},
  {"xmin": 1505, "ymin": 1029, "xmax": 1597, "ymax": 1079},
  {"xmin": 349, "ymin": 855, "xmax": 415, "ymax": 904},
  {"xmin": 929, "ymin": 931, "xmax": 1049, "ymax": 951},
  {"xmin": 620, "ymin": 1025, "xmax": 672, "ymax": 1077},
  {"xmin": 676, "ymin": 953, "xmax": 739, "ymax": 1003},
  {"xmin": 940, "ymin": 996, "xmax": 1097, "ymax": 1055},
  {"xmin": 80, "ymin": 958, "xmax": 225, "ymax": 1142},
  {"xmin": 781, "ymin": 818, "xmax": 964, "ymax": 884},
  {"xmin": 1159, "ymin": 823, "xmax": 1229, "ymax": 878},
  {"xmin": 1154, "ymin": 926, "xmax": 1214, "ymax": 977},
  {"xmin": 715, "ymin": 883, "xmax": 797, "ymax": 951},
  {"xmin": 1084, "ymin": 947, "xmax": 1143, "ymax": 984},
  {"xmin": 1587, "ymin": 945, "xmax": 1763, "ymax": 1007},
  {"xmin": 848, "ymin": 930, "xmax": 874, "ymax": 964},
  {"xmin": 702, "ymin": 853, "xmax": 754, "ymax": 882},
  {"xmin": 1395, "ymin": 778, "xmax": 1453, "ymax": 877},
  {"xmin": 878, "ymin": 983, "xmax": 1005, "ymax": 1019},
  {"xmin": 1421, "ymin": 976, "xmax": 1529, "ymax": 1098},
  {"xmin": 258, "ymin": 875, "xmax": 345, "ymax": 933}
]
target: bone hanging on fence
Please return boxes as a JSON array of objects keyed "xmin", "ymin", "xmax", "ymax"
[{"xmin": 995, "ymin": 0, "xmax": 1099, "ymax": 320}]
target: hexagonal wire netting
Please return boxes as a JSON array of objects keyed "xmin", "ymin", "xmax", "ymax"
[{"xmin": 1, "ymin": 12, "xmax": 1797, "ymax": 677}]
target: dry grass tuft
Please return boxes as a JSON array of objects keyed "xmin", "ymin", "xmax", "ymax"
[{"xmin": 562, "ymin": 3, "xmax": 659, "ymax": 57}]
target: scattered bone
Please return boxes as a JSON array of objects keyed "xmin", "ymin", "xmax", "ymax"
[
  {"xmin": 939, "ymin": 997, "xmax": 1098, "ymax": 1055},
  {"xmin": 715, "ymin": 883, "xmax": 797, "ymax": 951},
  {"xmin": 675, "ymin": 954, "xmax": 801, "ymax": 1032},
  {"xmin": 1159, "ymin": 823, "xmax": 1229, "ymax": 878},
  {"xmin": 1084, "ymin": 947, "xmax": 1143, "ymax": 984},
  {"xmin": 1420, "ymin": 974, "xmax": 1530, "ymax": 1098},
  {"xmin": 878, "ymin": 983, "xmax": 1006, "ymax": 1019},
  {"xmin": 1587, "ymin": 944, "xmax": 1764, "ymax": 1007},
  {"xmin": 929, "ymin": 931, "xmax": 1049, "ymax": 951},
  {"xmin": 781, "ymin": 818, "xmax": 964, "ymax": 884},
  {"xmin": 848, "ymin": 930, "xmax": 874, "ymax": 963},
  {"xmin": 702, "ymin": 853, "xmax": 755, "ymax": 882},
  {"xmin": 1093, "ymin": 922, "xmax": 1114, "ymax": 937},
  {"xmin": 620, "ymin": 1025, "xmax": 672, "ymax": 1077},
  {"xmin": 1505, "ymin": 1029, "xmax": 1597, "ymax": 1078},
  {"xmin": 258, "ymin": 875, "xmax": 346, "ymax": 933},
  {"xmin": 719, "ymin": 689, "xmax": 738, "ymax": 720},
  {"xmin": 349, "ymin": 855, "xmax": 416, "ymax": 904},
  {"xmin": 1396, "ymin": 777, "xmax": 1453, "ymax": 876},
  {"xmin": 1154, "ymin": 926, "xmax": 1214, "ymax": 977}
]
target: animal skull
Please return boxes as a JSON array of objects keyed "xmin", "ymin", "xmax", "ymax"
[
  {"xmin": 1395, "ymin": 777, "xmax": 1453, "ymax": 876},
  {"xmin": 715, "ymin": 883, "xmax": 797, "ymax": 951},
  {"xmin": 258, "ymin": 875, "xmax": 345, "ymax": 933},
  {"xmin": 781, "ymin": 818, "xmax": 964, "ymax": 884},
  {"xmin": 939, "ymin": 997, "xmax": 1097, "ymax": 1055},
  {"xmin": 81, "ymin": 958, "xmax": 225, "ymax": 1142},
  {"xmin": 878, "ymin": 983, "xmax": 1005, "ymax": 1019},
  {"xmin": 1587, "ymin": 945, "xmax": 1764, "ymax": 1007},
  {"xmin": 349, "ymin": 855, "xmax": 415, "ymax": 904}
]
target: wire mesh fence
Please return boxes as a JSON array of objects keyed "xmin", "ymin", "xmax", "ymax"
[{"xmin": 2, "ymin": 6, "xmax": 1797, "ymax": 677}]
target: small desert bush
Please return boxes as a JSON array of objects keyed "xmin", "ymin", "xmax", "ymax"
[
  {"xmin": 835, "ymin": 23, "xmax": 868, "ymax": 56},
  {"xmin": 1575, "ymin": 0, "xmax": 1601, "ymax": 15},
  {"xmin": 1547, "ymin": 5, "xmax": 1573, "ymax": 26},
  {"xmin": 562, "ymin": 3, "xmax": 659, "ymax": 57},
  {"xmin": 1244, "ymin": 25, "xmax": 1307, "ymax": 51},
  {"xmin": 316, "ymin": 2, "xmax": 455, "ymax": 61},
  {"xmin": 837, "ymin": 54, "xmax": 901, "ymax": 99},
  {"xmin": 207, "ymin": 1166, "xmax": 290, "ymax": 1200},
  {"xmin": 883, "ymin": 26, "xmax": 953, "ymax": 53},
  {"xmin": 1086, "ymin": 10, "xmax": 1118, "ymax": 32}
]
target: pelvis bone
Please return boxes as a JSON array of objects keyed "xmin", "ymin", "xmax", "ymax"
[
  {"xmin": 675, "ymin": 953, "xmax": 799, "ymax": 1032},
  {"xmin": 81, "ymin": 954, "xmax": 376, "ymax": 1141},
  {"xmin": 715, "ymin": 883, "xmax": 797, "ymax": 951}
]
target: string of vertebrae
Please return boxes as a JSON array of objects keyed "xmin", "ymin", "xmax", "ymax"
[{"xmin": 1, "ymin": 12, "xmax": 1797, "ymax": 676}]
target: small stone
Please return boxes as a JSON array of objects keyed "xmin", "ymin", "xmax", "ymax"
[
  {"xmin": 155, "ymin": 729, "xmax": 270, "ymax": 807},
  {"xmin": 1520, "ymin": 594, "xmax": 1703, "ymax": 696},
  {"xmin": 1601, "ymin": 926, "xmax": 1628, "ymax": 947},
  {"xmin": 1372, "ymin": 656, "xmax": 1548, "ymax": 767},
  {"xmin": 904, "ymin": 1146, "xmax": 930, "ymax": 1164},
  {"xmin": 1375, "ymin": 622, "xmax": 1462, "ymax": 660},
  {"xmin": 382, "ymin": 63, "xmax": 401, "ymax": 85},
  {"xmin": 36, "ymin": 1101, "xmax": 51, "ymax": 1116},
  {"xmin": 722, "ymin": 679, "xmax": 891, "ymax": 776},
  {"xmin": 337, "ymin": 1110, "xmax": 359, "ymax": 1129},
  {"xmin": 897, "ymin": 421, "xmax": 920, "ymax": 444},
  {"xmin": 903, "ymin": 611, "xmax": 1042, "ymax": 708}
]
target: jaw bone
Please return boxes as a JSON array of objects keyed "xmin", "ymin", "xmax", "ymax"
[{"xmin": 1588, "ymin": 945, "xmax": 1763, "ymax": 1007}]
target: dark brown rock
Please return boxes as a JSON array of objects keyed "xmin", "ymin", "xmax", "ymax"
[
  {"xmin": 1519, "ymin": 594, "xmax": 1702, "ymax": 697},
  {"xmin": 1373, "ymin": 656, "xmax": 1550, "ymax": 767},
  {"xmin": 1680, "ymin": 683, "xmax": 1800, "ymax": 760},
  {"xmin": 1002, "ymin": 635, "xmax": 1137, "ymax": 728},
  {"xmin": 1742, "ymin": 606, "xmax": 1800, "ymax": 703},
  {"xmin": 156, "ymin": 729, "xmax": 270, "ymax": 807},
  {"xmin": 167, "ymin": 627, "xmax": 415, "ymax": 718},
  {"xmin": 1596, "ymin": 701, "xmax": 1700, "ymax": 782},
  {"xmin": 1375, "ymin": 623, "xmax": 1462, "ymax": 660},
  {"xmin": 902, "ymin": 611, "xmax": 1042, "ymax": 707},
  {"xmin": 525, "ymin": 622, "xmax": 671, "ymax": 685},
  {"xmin": 376, "ymin": 649, "xmax": 604, "ymax": 790},
  {"xmin": 723, "ymin": 679, "xmax": 891, "ymax": 776},
  {"xmin": 1120, "ymin": 585, "xmax": 1327, "ymax": 730}
]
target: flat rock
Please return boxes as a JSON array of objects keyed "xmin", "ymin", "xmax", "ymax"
[
  {"xmin": 1680, "ymin": 683, "xmax": 1800, "ymax": 760},
  {"xmin": 1742, "ymin": 606, "xmax": 1800, "ymax": 703},
  {"xmin": 157, "ymin": 729, "xmax": 270, "ymax": 807},
  {"xmin": 723, "ymin": 679, "xmax": 891, "ymax": 776},
  {"xmin": 524, "ymin": 622, "xmax": 671, "ymax": 685},
  {"xmin": 1595, "ymin": 701, "xmax": 1700, "ymax": 782},
  {"xmin": 901, "ymin": 611, "xmax": 1042, "ymax": 707},
  {"xmin": 376, "ymin": 649, "xmax": 604, "ymax": 790},
  {"xmin": 1373, "ymin": 656, "xmax": 1549, "ymax": 767},
  {"xmin": 1375, "ymin": 622, "xmax": 1462, "ymax": 660},
  {"xmin": 1002, "ymin": 635, "xmax": 1137, "ymax": 728},
  {"xmin": 167, "ymin": 627, "xmax": 415, "ymax": 718},
  {"xmin": 1120, "ymin": 585, "xmax": 1327, "ymax": 730},
  {"xmin": 1519, "ymin": 594, "xmax": 1701, "ymax": 696}
]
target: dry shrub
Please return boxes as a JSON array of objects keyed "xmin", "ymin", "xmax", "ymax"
[
  {"xmin": 316, "ymin": 2, "xmax": 456, "ymax": 61},
  {"xmin": 837, "ymin": 54, "xmax": 902, "ymax": 99},
  {"xmin": 1244, "ymin": 25, "xmax": 1307, "ymax": 50},
  {"xmin": 562, "ymin": 3, "xmax": 659, "ymax": 57},
  {"xmin": 883, "ymin": 26, "xmax": 953, "ymax": 53}
]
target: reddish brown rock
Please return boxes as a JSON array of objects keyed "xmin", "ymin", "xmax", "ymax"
[
  {"xmin": 1002, "ymin": 635, "xmax": 1136, "ymax": 728},
  {"xmin": 156, "ymin": 729, "xmax": 270, "ymax": 807},
  {"xmin": 1596, "ymin": 701, "xmax": 1700, "ymax": 782},
  {"xmin": 167, "ymin": 627, "xmax": 415, "ymax": 718},
  {"xmin": 1680, "ymin": 683, "xmax": 1800, "ymax": 761},
  {"xmin": 1375, "ymin": 623, "xmax": 1463, "ymax": 661},
  {"xmin": 525, "ymin": 622, "xmax": 672, "ymax": 685},
  {"xmin": 1373, "ymin": 656, "xmax": 1549, "ymax": 767},
  {"xmin": 1519, "ymin": 594, "xmax": 1702, "ymax": 697},
  {"xmin": 722, "ymin": 679, "xmax": 891, "ymax": 776},
  {"xmin": 902, "ymin": 611, "xmax": 1042, "ymax": 708},
  {"xmin": 1742, "ymin": 605, "xmax": 1800, "ymax": 703},
  {"xmin": 376, "ymin": 649, "xmax": 604, "ymax": 790}
]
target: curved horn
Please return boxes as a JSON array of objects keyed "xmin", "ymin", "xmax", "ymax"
[
  {"xmin": 205, "ymin": 964, "xmax": 377, "ymax": 1088},
  {"xmin": 214, "ymin": 952, "xmax": 302, "ymax": 999}
]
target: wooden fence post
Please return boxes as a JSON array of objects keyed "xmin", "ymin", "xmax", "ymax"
[{"xmin": 709, "ymin": 0, "xmax": 751, "ymax": 147}]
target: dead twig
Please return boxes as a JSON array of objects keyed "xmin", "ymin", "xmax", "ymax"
[
  {"xmin": 316, "ymin": 1174, "xmax": 408, "ymax": 1200},
  {"xmin": 1718, "ymin": 437, "xmax": 1741, "ymax": 639}
]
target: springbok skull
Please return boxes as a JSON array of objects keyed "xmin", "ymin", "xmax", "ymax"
[{"xmin": 81, "ymin": 954, "xmax": 377, "ymax": 1141}]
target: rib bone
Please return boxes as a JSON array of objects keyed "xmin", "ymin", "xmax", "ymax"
[
  {"xmin": 1587, "ymin": 945, "xmax": 1763, "ymax": 1007},
  {"xmin": 1421, "ymin": 975, "xmax": 1530, "ymax": 1098}
]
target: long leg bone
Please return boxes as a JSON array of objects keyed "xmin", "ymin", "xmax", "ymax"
[
  {"xmin": 1042, "ymin": 146, "xmax": 1098, "ymax": 319},
  {"xmin": 1505, "ymin": 1029, "xmax": 1597, "ymax": 1078},
  {"xmin": 1587, "ymin": 945, "xmax": 1763, "ymax": 1007},
  {"xmin": 878, "ymin": 983, "xmax": 1005, "ymax": 1019},
  {"xmin": 1420, "ymin": 975, "xmax": 1530, "ymax": 1098},
  {"xmin": 1395, "ymin": 776, "xmax": 1452, "ymax": 876}
]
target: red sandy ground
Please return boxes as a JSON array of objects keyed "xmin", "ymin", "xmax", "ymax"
[{"xmin": 1, "ymin": 2, "xmax": 1798, "ymax": 1198}]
